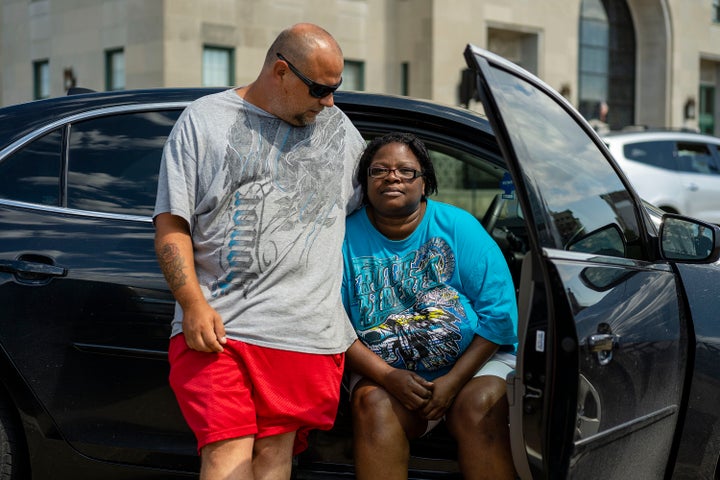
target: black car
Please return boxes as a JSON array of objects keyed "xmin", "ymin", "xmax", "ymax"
[{"xmin": 1, "ymin": 46, "xmax": 719, "ymax": 479}]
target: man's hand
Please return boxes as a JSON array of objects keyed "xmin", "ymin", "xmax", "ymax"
[{"xmin": 182, "ymin": 302, "xmax": 227, "ymax": 352}]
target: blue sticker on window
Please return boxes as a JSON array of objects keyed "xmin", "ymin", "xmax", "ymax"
[{"xmin": 500, "ymin": 172, "xmax": 515, "ymax": 199}]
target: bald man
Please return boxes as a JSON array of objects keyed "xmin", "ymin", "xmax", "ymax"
[{"xmin": 153, "ymin": 23, "xmax": 364, "ymax": 479}]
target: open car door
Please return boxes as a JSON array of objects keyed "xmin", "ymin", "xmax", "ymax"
[{"xmin": 464, "ymin": 45, "xmax": 687, "ymax": 478}]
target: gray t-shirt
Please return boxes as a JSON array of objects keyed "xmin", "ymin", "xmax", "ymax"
[{"xmin": 154, "ymin": 88, "xmax": 365, "ymax": 354}]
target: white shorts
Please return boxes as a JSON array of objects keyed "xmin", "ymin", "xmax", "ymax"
[{"xmin": 348, "ymin": 351, "xmax": 516, "ymax": 436}]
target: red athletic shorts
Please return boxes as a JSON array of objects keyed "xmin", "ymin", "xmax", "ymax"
[{"xmin": 168, "ymin": 334, "xmax": 345, "ymax": 455}]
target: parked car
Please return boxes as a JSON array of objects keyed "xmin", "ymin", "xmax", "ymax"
[
  {"xmin": 1, "ymin": 45, "xmax": 720, "ymax": 479},
  {"xmin": 603, "ymin": 129, "xmax": 720, "ymax": 223}
]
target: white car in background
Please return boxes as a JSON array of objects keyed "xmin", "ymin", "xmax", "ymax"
[{"xmin": 603, "ymin": 130, "xmax": 720, "ymax": 224}]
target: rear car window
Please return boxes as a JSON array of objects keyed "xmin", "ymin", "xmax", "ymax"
[
  {"xmin": 0, "ymin": 129, "xmax": 63, "ymax": 206},
  {"xmin": 67, "ymin": 110, "xmax": 182, "ymax": 217},
  {"xmin": 622, "ymin": 140, "xmax": 676, "ymax": 170},
  {"xmin": 676, "ymin": 142, "xmax": 719, "ymax": 174}
]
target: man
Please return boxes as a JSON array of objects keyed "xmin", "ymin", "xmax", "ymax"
[{"xmin": 153, "ymin": 23, "xmax": 365, "ymax": 479}]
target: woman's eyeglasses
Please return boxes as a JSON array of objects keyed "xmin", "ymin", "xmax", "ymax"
[
  {"xmin": 277, "ymin": 53, "xmax": 342, "ymax": 99},
  {"xmin": 368, "ymin": 167, "xmax": 424, "ymax": 180}
]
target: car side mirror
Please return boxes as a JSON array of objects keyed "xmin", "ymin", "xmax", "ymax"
[{"xmin": 660, "ymin": 214, "xmax": 720, "ymax": 262}]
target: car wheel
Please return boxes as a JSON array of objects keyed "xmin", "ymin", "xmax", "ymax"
[
  {"xmin": 0, "ymin": 395, "xmax": 26, "ymax": 480},
  {"xmin": 576, "ymin": 374, "xmax": 601, "ymax": 439}
]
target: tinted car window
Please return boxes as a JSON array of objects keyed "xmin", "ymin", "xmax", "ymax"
[
  {"xmin": 623, "ymin": 140, "xmax": 676, "ymax": 170},
  {"xmin": 67, "ymin": 110, "xmax": 182, "ymax": 216},
  {"xmin": 485, "ymin": 67, "xmax": 644, "ymax": 259},
  {"xmin": 430, "ymin": 146, "xmax": 506, "ymax": 219},
  {"xmin": 0, "ymin": 129, "xmax": 63, "ymax": 205},
  {"xmin": 676, "ymin": 141, "xmax": 719, "ymax": 174}
]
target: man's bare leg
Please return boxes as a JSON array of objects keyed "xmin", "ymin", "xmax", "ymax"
[
  {"xmin": 200, "ymin": 436, "xmax": 254, "ymax": 480},
  {"xmin": 253, "ymin": 431, "xmax": 297, "ymax": 480}
]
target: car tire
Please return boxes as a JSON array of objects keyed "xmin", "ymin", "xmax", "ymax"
[{"xmin": 0, "ymin": 395, "xmax": 26, "ymax": 480}]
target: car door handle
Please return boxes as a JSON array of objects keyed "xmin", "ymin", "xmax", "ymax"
[
  {"xmin": 588, "ymin": 333, "xmax": 620, "ymax": 366},
  {"xmin": 686, "ymin": 182, "xmax": 699, "ymax": 192},
  {"xmin": 0, "ymin": 258, "xmax": 67, "ymax": 278}
]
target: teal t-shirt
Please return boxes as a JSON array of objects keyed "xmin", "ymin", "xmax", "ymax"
[{"xmin": 342, "ymin": 199, "xmax": 518, "ymax": 381}]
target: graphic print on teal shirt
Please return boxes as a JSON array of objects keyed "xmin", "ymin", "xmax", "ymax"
[{"xmin": 350, "ymin": 237, "xmax": 477, "ymax": 378}]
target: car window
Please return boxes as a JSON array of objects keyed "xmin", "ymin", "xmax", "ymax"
[
  {"xmin": 67, "ymin": 110, "xmax": 182, "ymax": 217},
  {"xmin": 622, "ymin": 140, "xmax": 676, "ymax": 170},
  {"xmin": 480, "ymin": 66, "xmax": 645, "ymax": 260},
  {"xmin": 430, "ymin": 146, "xmax": 506, "ymax": 219},
  {"xmin": 0, "ymin": 129, "xmax": 63, "ymax": 205},
  {"xmin": 676, "ymin": 141, "xmax": 719, "ymax": 174}
]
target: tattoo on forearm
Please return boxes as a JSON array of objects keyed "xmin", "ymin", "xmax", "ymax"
[{"xmin": 158, "ymin": 243, "xmax": 187, "ymax": 291}]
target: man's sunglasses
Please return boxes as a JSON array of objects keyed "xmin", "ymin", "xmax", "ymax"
[{"xmin": 276, "ymin": 53, "xmax": 342, "ymax": 99}]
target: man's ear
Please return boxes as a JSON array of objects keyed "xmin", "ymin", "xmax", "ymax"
[{"xmin": 273, "ymin": 58, "xmax": 288, "ymax": 80}]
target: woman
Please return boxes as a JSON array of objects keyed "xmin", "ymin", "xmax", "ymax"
[{"xmin": 342, "ymin": 132, "xmax": 518, "ymax": 479}]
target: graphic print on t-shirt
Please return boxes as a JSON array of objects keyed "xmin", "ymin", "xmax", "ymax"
[
  {"xmin": 351, "ymin": 237, "xmax": 468, "ymax": 373},
  {"xmin": 210, "ymin": 109, "xmax": 348, "ymax": 298}
]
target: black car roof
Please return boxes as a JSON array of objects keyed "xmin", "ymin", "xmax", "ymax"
[
  {"xmin": 0, "ymin": 87, "xmax": 496, "ymax": 154},
  {"xmin": 0, "ymin": 88, "xmax": 223, "ymax": 147}
]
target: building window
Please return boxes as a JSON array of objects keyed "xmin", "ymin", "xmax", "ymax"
[
  {"xmin": 578, "ymin": 0, "xmax": 609, "ymax": 124},
  {"xmin": 203, "ymin": 46, "xmax": 234, "ymax": 87},
  {"xmin": 401, "ymin": 62, "xmax": 409, "ymax": 96},
  {"xmin": 33, "ymin": 60, "xmax": 50, "ymax": 100},
  {"xmin": 699, "ymin": 85, "xmax": 716, "ymax": 134},
  {"xmin": 578, "ymin": 0, "xmax": 636, "ymax": 129},
  {"xmin": 714, "ymin": 0, "xmax": 720, "ymax": 23},
  {"xmin": 106, "ymin": 49, "xmax": 125, "ymax": 91},
  {"xmin": 487, "ymin": 28, "xmax": 539, "ymax": 75},
  {"xmin": 341, "ymin": 60, "xmax": 364, "ymax": 91}
]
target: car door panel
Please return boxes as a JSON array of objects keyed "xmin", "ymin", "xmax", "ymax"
[
  {"xmin": 465, "ymin": 44, "xmax": 686, "ymax": 478},
  {"xmin": 670, "ymin": 263, "xmax": 720, "ymax": 478},
  {"xmin": 548, "ymin": 254, "xmax": 682, "ymax": 478},
  {"xmin": 0, "ymin": 205, "xmax": 197, "ymax": 470}
]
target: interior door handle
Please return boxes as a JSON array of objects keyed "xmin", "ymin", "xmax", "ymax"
[{"xmin": 588, "ymin": 333, "xmax": 620, "ymax": 366}]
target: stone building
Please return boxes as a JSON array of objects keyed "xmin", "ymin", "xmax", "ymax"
[{"xmin": 1, "ymin": 0, "xmax": 719, "ymax": 134}]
